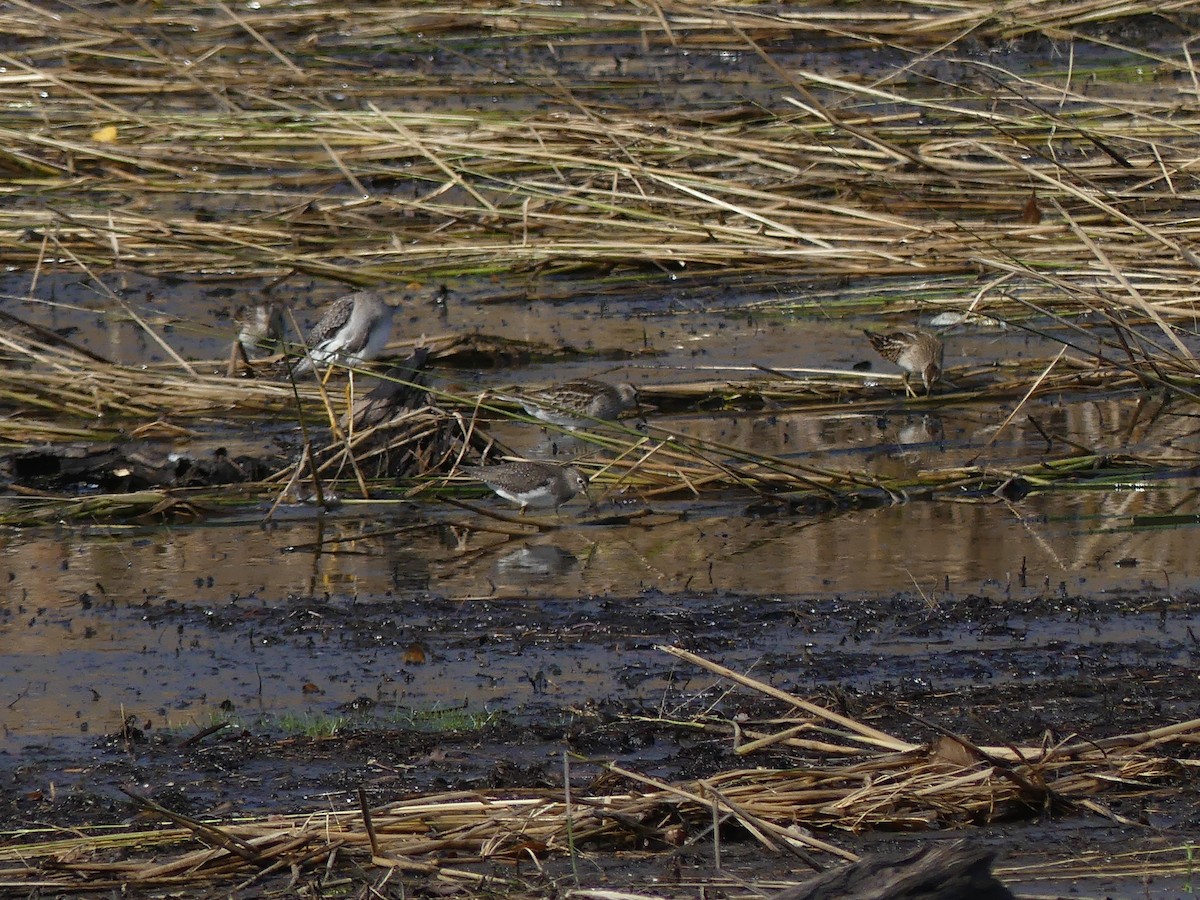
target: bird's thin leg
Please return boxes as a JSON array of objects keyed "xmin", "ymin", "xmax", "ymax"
[{"xmin": 902, "ymin": 373, "xmax": 916, "ymax": 399}]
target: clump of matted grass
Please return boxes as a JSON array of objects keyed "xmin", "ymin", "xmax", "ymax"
[
  {"xmin": 1, "ymin": 315, "xmax": 1194, "ymax": 526},
  {"xmin": 0, "ymin": 0, "xmax": 1196, "ymax": 326},
  {"xmin": 1, "ymin": 645, "xmax": 1196, "ymax": 893}
]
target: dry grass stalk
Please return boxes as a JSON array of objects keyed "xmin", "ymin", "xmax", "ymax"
[
  {"xmin": 0, "ymin": 0, "xmax": 1193, "ymax": 342},
  {"xmin": 1, "ymin": 646, "xmax": 1197, "ymax": 891}
]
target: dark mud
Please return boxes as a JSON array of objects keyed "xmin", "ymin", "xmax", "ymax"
[
  {"xmin": 4, "ymin": 5, "xmax": 1200, "ymax": 896},
  {"xmin": 3, "ymin": 587, "xmax": 1198, "ymax": 895}
]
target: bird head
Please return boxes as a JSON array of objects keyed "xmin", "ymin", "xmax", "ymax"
[
  {"xmin": 922, "ymin": 360, "xmax": 941, "ymax": 392},
  {"xmin": 567, "ymin": 468, "xmax": 591, "ymax": 504},
  {"xmin": 617, "ymin": 383, "xmax": 643, "ymax": 421}
]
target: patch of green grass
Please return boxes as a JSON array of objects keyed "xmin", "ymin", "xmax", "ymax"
[
  {"xmin": 272, "ymin": 711, "xmax": 349, "ymax": 739},
  {"xmin": 176, "ymin": 704, "xmax": 504, "ymax": 740},
  {"xmin": 384, "ymin": 703, "xmax": 505, "ymax": 733}
]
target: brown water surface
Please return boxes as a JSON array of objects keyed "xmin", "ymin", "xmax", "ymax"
[{"xmin": 2, "ymin": 271, "xmax": 1197, "ymax": 746}]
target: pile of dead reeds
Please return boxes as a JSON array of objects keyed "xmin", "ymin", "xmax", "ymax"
[
  {"xmin": 0, "ymin": 0, "xmax": 1195, "ymax": 323},
  {"xmin": 1, "ymin": 316, "xmax": 1192, "ymax": 525},
  {"xmin": 1, "ymin": 645, "xmax": 1196, "ymax": 893}
]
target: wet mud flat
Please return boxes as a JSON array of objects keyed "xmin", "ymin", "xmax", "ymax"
[
  {"xmin": 1, "ymin": 1, "xmax": 1200, "ymax": 895},
  {"xmin": 3, "ymin": 585, "xmax": 1198, "ymax": 897}
]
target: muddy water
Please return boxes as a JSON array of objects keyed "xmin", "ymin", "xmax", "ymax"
[
  {"xmin": 2, "ymin": 272, "xmax": 1198, "ymax": 747},
  {"xmin": 4, "ymin": 489, "xmax": 1197, "ymax": 746}
]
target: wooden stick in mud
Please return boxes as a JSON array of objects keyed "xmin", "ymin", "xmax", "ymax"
[{"xmin": 117, "ymin": 786, "xmax": 263, "ymax": 863}]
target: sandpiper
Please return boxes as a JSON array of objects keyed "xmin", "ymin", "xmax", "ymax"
[
  {"xmin": 235, "ymin": 302, "xmax": 285, "ymax": 357},
  {"xmin": 227, "ymin": 301, "xmax": 286, "ymax": 376},
  {"xmin": 864, "ymin": 329, "xmax": 944, "ymax": 397},
  {"xmin": 461, "ymin": 461, "xmax": 589, "ymax": 512},
  {"xmin": 497, "ymin": 379, "xmax": 639, "ymax": 429},
  {"xmin": 293, "ymin": 291, "xmax": 395, "ymax": 376}
]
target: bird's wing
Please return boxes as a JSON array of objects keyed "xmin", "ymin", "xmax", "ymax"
[{"xmin": 306, "ymin": 295, "xmax": 356, "ymax": 346}]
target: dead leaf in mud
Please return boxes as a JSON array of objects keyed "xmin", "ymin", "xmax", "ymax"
[
  {"xmin": 403, "ymin": 642, "xmax": 428, "ymax": 665},
  {"xmin": 420, "ymin": 746, "xmax": 467, "ymax": 764},
  {"xmin": 301, "ymin": 682, "xmax": 322, "ymax": 694},
  {"xmin": 1022, "ymin": 191, "xmax": 1042, "ymax": 224},
  {"xmin": 664, "ymin": 824, "xmax": 687, "ymax": 846},
  {"xmin": 929, "ymin": 734, "xmax": 976, "ymax": 767}
]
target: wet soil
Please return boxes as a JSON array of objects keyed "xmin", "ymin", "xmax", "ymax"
[
  {"xmin": 4, "ymin": 6, "xmax": 1200, "ymax": 897},
  {"xmin": 3, "ymin": 585, "xmax": 1198, "ymax": 896}
]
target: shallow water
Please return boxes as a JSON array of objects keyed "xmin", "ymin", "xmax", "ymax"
[
  {"xmin": 3, "ymin": 457, "xmax": 1198, "ymax": 747},
  {"xmin": 4, "ymin": 267, "xmax": 1200, "ymax": 747}
]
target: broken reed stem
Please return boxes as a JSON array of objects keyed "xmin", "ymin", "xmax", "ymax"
[
  {"xmin": 4, "ymin": 710, "xmax": 1199, "ymax": 887},
  {"xmin": 711, "ymin": 792, "xmax": 722, "ymax": 873},
  {"xmin": 969, "ymin": 344, "xmax": 1067, "ymax": 463},
  {"xmin": 358, "ymin": 789, "xmax": 380, "ymax": 859},
  {"xmin": 564, "ymin": 751, "xmax": 579, "ymax": 887},
  {"xmin": 658, "ymin": 645, "xmax": 916, "ymax": 752},
  {"xmin": 117, "ymin": 787, "xmax": 262, "ymax": 863}
]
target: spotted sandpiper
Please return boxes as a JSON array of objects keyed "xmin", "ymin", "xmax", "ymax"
[
  {"xmin": 496, "ymin": 379, "xmax": 639, "ymax": 429},
  {"xmin": 293, "ymin": 291, "xmax": 395, "ymax": 376},
  {"xmin": 864, "ymin": 329, "xmax": 944, "ymax": 397},
  {"xmin": 460, "ymin": 461, "xmax": 589, "ymax": 512}
]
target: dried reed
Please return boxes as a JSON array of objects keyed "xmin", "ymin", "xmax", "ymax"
[{"xmin": 1, "ymin": 645, "xmax": 1196, "ymax": 892}]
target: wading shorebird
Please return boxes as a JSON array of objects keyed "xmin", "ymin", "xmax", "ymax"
[
  {"xmin": 227, "ymin": 301, "xmax": 286, "ymax": 376},
  {"xmin": 235, "ymin": 302, "xmax": 285, "ymax": 358},
  {"xmin": 460, "ymin": 461, "xmax": 590, "ymax": 513},
  {"xmin": 293, "ymin": 291, "xmax": 395, "ymax": 376},
  {"xmin": 864, "ymin": 328, "xmax": 944, "ymax": 398},
  {"xmin": 495, "ymin": 378, "xmax": 639, "ymax": 429}
]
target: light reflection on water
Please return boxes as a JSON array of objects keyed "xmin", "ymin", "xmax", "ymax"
[
  {"xmin": 3, "ymin": 273, "xmax": 1199, "ymax": 745},
  {"xmin": 2, "ymin": 476, "xmax": 1194, "ymax": 612},
  {"xmin": 1, "ymin": 475, "xmax": 1197, "ymax": 744}
]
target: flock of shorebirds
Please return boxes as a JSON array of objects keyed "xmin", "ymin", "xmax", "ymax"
[{"xmin": 235, "ymin": 290, "xmax": 945, "ymax": 515}]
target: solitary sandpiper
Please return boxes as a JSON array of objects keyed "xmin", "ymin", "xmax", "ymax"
[{"xmin": 293, "ymin": 291, "xmax": 395, "ymax": 376}]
